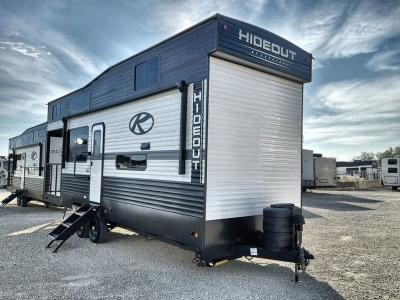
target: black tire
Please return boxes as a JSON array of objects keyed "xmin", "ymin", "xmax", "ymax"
[
  {"xmin": 392, "ymin": 186, "xmax": 398, "ymax": 191},
  {"xmin": 21, "ymin": 197, "xmax": 28, "ymax": 207},
  {"xmin": 17, "ymin": 196, "xmax": 21, "ymax": 207},
  {"xmin": 88, "ymin": 214, "xmax": 107, "ymax": 243},
  {"xmin": 76, "ymin": 224, "xmax": 90, "ymax": 238}
]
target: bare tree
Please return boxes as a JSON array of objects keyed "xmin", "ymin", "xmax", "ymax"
[{"xmin": 353, "ymin": 152, "xmax": 376, "ymax": 161}]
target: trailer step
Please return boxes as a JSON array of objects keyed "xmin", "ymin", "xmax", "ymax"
[
  {"xmin": 0, "ymin": 190, "xmax": 22, "ymax": 209},
  {"xmin": 46, "ymin": 204, "xmax": 99, "ymax": 253}
]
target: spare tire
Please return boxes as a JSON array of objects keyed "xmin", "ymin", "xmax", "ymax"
[{"xmin": 263, "ymin": 203, "xmax": 300, "ymax": 251}]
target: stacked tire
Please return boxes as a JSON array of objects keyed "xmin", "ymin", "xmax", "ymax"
[{"xmin": 263, "ymin": 203, "xmax": 300, "ymax": 252}]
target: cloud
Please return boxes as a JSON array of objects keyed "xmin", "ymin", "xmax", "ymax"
[
  {"xmin": 139, "ymin": 0, "xmax": 268, "ymax": 34},
  {"xmin": 265, "ymin": 0, "xmax": 400, "ymax": 65},
  {"xmin": 366, "ymin": 49, "xmax": 400, "ymax": 71},
  {"xmin": 0, "ymin": 6, "xmax": 108, "ymax": 154},
  {"xmin": 319, "ymin": 1, "xmax": 400, "ymax": 59},
  {"xmin": 304, "ymin": 75, "xmax": 400, "ymax": 159}
]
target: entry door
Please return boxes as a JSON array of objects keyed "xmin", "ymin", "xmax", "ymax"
[
  {"xmin": 89, "ymin": 124, "xmax": 104, "ymax": 204},
  {"xmin": 20, "ymin": 153, "xmax": 26, "ymax": 189}
]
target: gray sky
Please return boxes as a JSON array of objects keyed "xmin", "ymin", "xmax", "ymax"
[{"xmin": 0, "ymin": 0, "xmax": 399, "ymax": 160}]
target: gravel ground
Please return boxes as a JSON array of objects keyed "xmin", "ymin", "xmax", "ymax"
[
  {"xmin": 302, "ymin": 188, "xmax": 400, "ymax": 300},
  {"xmin": 0, "ymin": 188, "xmax": 399, "ymax": 299}
]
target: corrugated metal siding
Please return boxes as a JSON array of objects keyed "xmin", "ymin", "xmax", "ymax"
[
  {"xmin": 12, "ymin": 176, "xmax": 21, "ymax": 191},
  {"xmin": 60, "ymin": 174, "xmax": 90, "ymax": 196},
  {"xmin": 206, "ymin": 57, "xmax": 302, "ymax": 220},
  {"xmin": 48, "ymin": 20, "xmax": 216, "ymax": 122},
  {"xmin": 102, "ymin": 177, "xmax": 204, "ymax": 218},
  {"xmin": 24, "ymin": 177, "xmax": 43, "ymax": 195}
]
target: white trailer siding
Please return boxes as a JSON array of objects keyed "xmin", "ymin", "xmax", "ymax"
[
  {"xmin": 314, "ymin": 157, "xmax": 337, "ymax": 187},
  {"xmin": 15, "ymin": 145, "xmax": 42, "ymax": 179},
  {"xmin": 382, "ymin": 158, "xmax": 400, "ymax": 187},
  {"xmin": 65, "ymin": 87, "xmax": 200, "ymax": 183},
  {"xmin": 206, "ymin": 57, "xmax": 303, "ymax": 221},
  {"xmin": 14, "ymin": 145, "xmax": 44, "ymax": 198}
]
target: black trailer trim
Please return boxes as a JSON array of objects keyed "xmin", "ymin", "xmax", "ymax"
[
  {"xmin": 102, "ymin": 150, "xmax": 198, "ymax": 161},
  {"xmin": 60, "ymin": 173, "xmax": 90, "ymax": 207},
  {"xmin": 102, "ymin": 176, "xmax": 205, "ymax": 218},
  {"xmin": 178, "ymin": 81, "xmax": 188, "ymax": 174}
]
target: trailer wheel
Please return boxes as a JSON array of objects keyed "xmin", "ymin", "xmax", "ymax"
[
  {"xmin": 21, "ymin": 197, "xmax": 28, "ymax": 207},
  {"xmin": 88, "ymin": 215, "xmax": 107, "ymax": 243},
  {"xmin": 392, "ymin": 186, "xmax": 398, "ymax": 191},
  {"xmin": 76, "ymin": 224, "xmax": 89, "ymax": 238}
]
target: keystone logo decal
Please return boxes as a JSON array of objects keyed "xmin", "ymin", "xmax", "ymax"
[
  {"xmin": 129, "ymin": 112, "xmax": 154, "ymax": 135},
  {"xmin": 31, "ymin": 151, "xmax": 38, "ymax": 160}
]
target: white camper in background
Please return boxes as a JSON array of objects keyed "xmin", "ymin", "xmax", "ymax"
[
  {"xmin": 382, "ymin": 158, "xmax": 400, "ymax": 190},
  {"xmin": 302, "ymin": 149, "xmax": 314, "ymax": 190},
  {"xmin": 0, "ymin": 157, "xmax": 11, "ymax": 188},
  {"xmin": 314, "ymin": 156, "xmax": 337, "ymax": 187}
]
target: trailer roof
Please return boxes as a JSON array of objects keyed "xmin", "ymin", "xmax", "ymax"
[
  {"xmin": 47, "ymin": 14, "xmax": 220, "ymax": 106},
  {"xmin": 9, "ymin": 122, "xmax": 47, "ymax": 150},
  {"xmin": 45, "ymin": 14, "xmax": 312, "ymax": 123}
]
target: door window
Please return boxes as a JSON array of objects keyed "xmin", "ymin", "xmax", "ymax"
[{"xmin": 92, "ymin": 130, "xmax": 101, "ymax": 157}]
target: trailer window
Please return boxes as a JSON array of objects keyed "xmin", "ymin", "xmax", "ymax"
[
  {"xmin": 116, "ymin": 154, "xmax": 147, "ymax": 171},
  {"xmin": 67, "ymin": 126, "xmax": 88, "ymax": 162},
  {"xmin": 134, "ymin": 57, "xmax": 159, "ymax": 91},
  {"xmin": 388, "ymin": 168, "xmax": 398, "ymax": 173},
  {"xmin": 388, "ymin": 159, "xmax": 397, "ymax": 164},
  {"xmin": 51, "ymin": 103, "xmax": 61, "ymax": 121}
]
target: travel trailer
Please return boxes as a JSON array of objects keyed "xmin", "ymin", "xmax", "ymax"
[
  {"xmin": 382, "ymin": 158, "xmax": 400, "ymax": 190},
  {"xmin": 314, "ymin": 156, "xmax": 337, "ymax": 187},
  {"xmin": 3, "ymin": 15, "xmax": 314, "ymax": 280},
  {"xmin": 0, "ymin": 156, "xmax": 12, "ymax": 188},
  {"xmin": 302, "ymin": 149, "xmax": 314, "ymax": 190},
  {"xmin": 5, "ymin": 123, "xmax": 61, "ymax": 207}
]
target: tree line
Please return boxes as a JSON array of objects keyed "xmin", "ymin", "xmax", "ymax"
[{"xmin": 353, "ymin": 146, "xmax": 400, "ymax": 163}]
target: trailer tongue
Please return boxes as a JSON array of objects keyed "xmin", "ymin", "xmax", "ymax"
[{"xmin": 197, "ymin": 203, "xmax": 314, "ymax": 282}]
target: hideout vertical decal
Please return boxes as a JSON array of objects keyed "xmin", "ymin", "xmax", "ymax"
[{"xmin": 191, "ymin": 81, "xmax": 204, "ymax": 183}]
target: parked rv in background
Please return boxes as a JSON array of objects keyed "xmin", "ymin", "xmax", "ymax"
[
  {"xmin": 302, "ymin": 149, "xmax": 314, "ymax": 190},
  {"xmin": 0, "ymin": 156, "xmax": 12, "ymax": 188},
  {"xmin": 314, "ymin": 155, "xmax": 337, "ymax": 187},
  {"xmin": 336, "ymin": 160, "xmax": 379, "ymax": 180},
  {"xmin": 382, "ymin": 157, "xmax": 400, "ymax": 190},
  {"xmin": 6, "ymin": 123, "xmax": 59, "ymax": 207}
]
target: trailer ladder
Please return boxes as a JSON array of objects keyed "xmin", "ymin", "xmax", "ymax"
[
  {"xmin": 46, "ymin": 204, "xmax": 98, "ymax": 252},
  {"xmin": 0, "ymin": 190, "xmax": 22, "ymax": 209}
]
